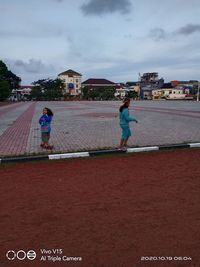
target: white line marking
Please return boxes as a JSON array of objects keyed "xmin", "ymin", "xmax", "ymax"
[
  {"xmin": 189, "ymin": 143, "xmax": 200, "ymax": 148},
  {"xmin": 127, "ymin": 146, "xmax": 159, "ymax": 153},
  {"xmin": 48, "ymin": 152, "xmax": 89, "ymax": 160}
]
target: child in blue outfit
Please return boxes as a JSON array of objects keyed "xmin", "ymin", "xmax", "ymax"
[
  {"xmin": 39, "ymin": 107, "xmax": 54, "ymax": 149},
  {"xmin": 119, "ymin": 97, "xmax": 138, "ymax": 149}
]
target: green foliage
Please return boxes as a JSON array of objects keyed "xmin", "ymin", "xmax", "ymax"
[
  {"xmin": 82, "ymin": 86, "xmax": 115, "ymax": 100},
  {"xmin": 126, "ymin": 82, "xmax": 137, "ymax": 86},
  {"xmin": 0, "ymin": 80, "xmax": 11, "ymax": 100},
  {"xmin": 0, "ymin": 60, "xmax": 8, "ymax": 78},
  {"xmin": 30, "ymin": 78, "xmax": 64, "ymax": 100},
  {"xmin": 5, "ymin": 70, "xmax": 21, "ymax": 89},
  {"xmin": 127, "ymin": 90, "xmax": 138, "ymax": 99},
  {"xmin": 0, "ymin": 60, "xmax": 21, "ymax": 101},
  {"xmin": 100, "ymin": 87, "xmax": 115, "ymax": 100}
]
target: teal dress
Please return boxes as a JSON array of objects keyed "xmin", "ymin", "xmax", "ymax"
[{"xmin": 119, "ymin": 107, "xmax": 137, "ymax": 139}]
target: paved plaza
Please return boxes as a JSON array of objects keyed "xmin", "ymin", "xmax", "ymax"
[{"xmin": 0, "ymin": 100, "xmax": 200, "ymax": 157}]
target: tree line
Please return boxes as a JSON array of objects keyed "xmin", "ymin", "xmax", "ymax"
[{"xmin": 0, "ymin": 60, "xmax": 21, "ymax": 101}]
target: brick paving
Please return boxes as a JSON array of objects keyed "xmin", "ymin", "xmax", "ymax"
[
  {"xmin": 0, "ymin": 100, "xmax": 200, "ymax": 157},
  {"xmin": 0, "ymin": 102, "xmax": 36, "ymax": 156}
]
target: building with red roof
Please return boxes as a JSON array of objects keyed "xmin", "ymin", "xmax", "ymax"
[
  {"xmin": 58, "ymin": 69, "xmax": 82, "ymax": 96},
  {"xmin": 82, "ymin": 78, "xmax": 116, "ymax": 87}
]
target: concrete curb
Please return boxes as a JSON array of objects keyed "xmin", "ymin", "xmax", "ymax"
[{"xmin": 0, "ymin": 143, "xmax": 200, "ymax": 163}]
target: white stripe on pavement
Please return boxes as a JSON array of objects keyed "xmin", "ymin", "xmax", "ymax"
[
  {"xmin": 127, "ymin": 146, "xmax": 159, "ymax": 153},
  {"xmin": 189, "ymin": 143, "xmax": 200, "ymax": 148},
  {"xmin": 48, "ymin": 152, "xmax": 90, "ymax": 160}
]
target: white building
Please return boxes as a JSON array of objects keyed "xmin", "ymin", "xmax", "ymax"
[
  {"xmin": 115, "ymin": 83, "xmax": 140, "ymax": 98},
  {"xmin": 10, "ymin": 85, "xmax": 33, "ymax": 101},
  {"xmin": 58, "ymin": 69, "xmax": 82, "ymax": 96}
]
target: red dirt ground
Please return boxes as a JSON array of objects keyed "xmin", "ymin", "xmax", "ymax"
[{"xmin": 0, "ymin": 149, "xmax": 200, "ymax": 267}]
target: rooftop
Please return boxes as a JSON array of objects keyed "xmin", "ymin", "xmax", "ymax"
[
  {"xmin": 82, "ymin": 78, "xmax": 115, "ymax": 85},
  {"xmin": 58, "ymin": 69, "xmax": 82, "ymax": 76}
]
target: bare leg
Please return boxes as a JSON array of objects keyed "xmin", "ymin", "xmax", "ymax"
[
  {"xmin": 124, "ymin": 137, "xmax": 129, "ymax": 146},
  {"xmin": 119, "ymin": 139, "xmax": 124, "ymax": 148}
]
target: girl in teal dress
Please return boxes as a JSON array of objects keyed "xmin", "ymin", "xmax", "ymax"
[{"xmin": 119, "ymin": 97, "xmax": 138, "ymax": 149}]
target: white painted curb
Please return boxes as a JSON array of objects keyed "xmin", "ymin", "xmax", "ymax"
[
  {"xmin": 127, "ymin": 146, "xmax": 159, "ymax": 153},
  {"xmin": 1, "ymin": 143, "xmax": 200, "ymax": 163},
  {"xmin": 48, "ymin": 152, "xmax": 90, "ymax": 160},
  {"xmin": 189, "ymin": 143, "xmax": 200, "ymax": 148}
]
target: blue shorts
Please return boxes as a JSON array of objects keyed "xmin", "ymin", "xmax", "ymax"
[{"xmin": 120, "ymin": 125, "xmax": 131, "ymax": 140}]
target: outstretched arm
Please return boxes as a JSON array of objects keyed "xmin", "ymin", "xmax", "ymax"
[{"xmin": 124, "ymin": 108, "xmax": 138, "ymax": 123}]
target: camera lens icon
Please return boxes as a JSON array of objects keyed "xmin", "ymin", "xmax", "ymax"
[
  {"xmin": 6, "ymin": 250, "xmax": 36, "ymax": 261},
  {"xmin": 27, "ymin": 250, "xmax": 37, "ymax": 260},
  {"xmin": 6, "ymin": 250, "xmax": 16, "ymax": 261},
  {"xmin": 17, "ymin": 250, "xmax": 26, "ymax": 260}
]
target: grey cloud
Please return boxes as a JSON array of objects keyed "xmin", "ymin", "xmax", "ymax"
[
  {"xmin": 149, "ymin": 28, "xmax": 166, "ymax": 41},
  {"xmin": 14, "ymin": 59, "xmax": 49, "ymax": 73},
  {"xmin": 177, "ymin": 24, "xmax": 200, "ymax": 35},
  {"xmin": 149, "ymin": 24, "xmax": 200, "ymax": 42},
  {"xmin": 8, "ymin": 59, "xmax": 54, "ymax": 75},
  {"xmin": 4, "ymin": 58, "xmax": 56, "ymax": 83},
  {"xmin": 81, "ymin": 0, "xmax": 132, "ymax": 16}
]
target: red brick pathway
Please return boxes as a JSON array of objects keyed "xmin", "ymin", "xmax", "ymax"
[{"xmin": 0, "ymin": 102, "xmax": 36, "ymax": 156}]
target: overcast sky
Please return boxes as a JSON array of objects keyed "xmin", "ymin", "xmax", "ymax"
[{"xmin": 1, "ymin": 0, "xmax": 200, "ymax": 84}]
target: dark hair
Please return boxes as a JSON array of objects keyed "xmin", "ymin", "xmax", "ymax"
[
  {"xmin": 45, "ymin": 107, "xmax": 53, "ymax": 116},
  {"xmin": 119, "ymin": 97, "xmax": 130, "ymax": 112}
]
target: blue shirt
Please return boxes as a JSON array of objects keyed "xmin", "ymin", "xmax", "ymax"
[
  {"xmin": 39, "ymin": 114, "xmax": 52, "ymax": 132},
  {"xmin": 119, "ymin": 107, "xmax": 137, "ymax": 126}
]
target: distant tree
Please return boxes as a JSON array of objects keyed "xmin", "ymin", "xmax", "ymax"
[
  {"xmin": 82, "ymin": 86, "xmax": 91, "ymax": 99},
  {"xmin": 5, "ymin": 70, "xmax": 21, "ymax": 89},
  {"xmin": 30, "ymin": 78, "xmax": 64, "ymax": 100},
  {"xmin": 82, "ymin": 86, "xmax": 115, "ymax": 100},
  {"xmin": 0, "ymin": 60, "xmax": 8, "ymax": 78},
  {"xmin": 0, "ymin": 60, "xmax": 21, "ymax": 92},
  {"xmin": 30, "ymin": 85, "xmax": 43, "ymax": 100},
  {"xmin": 100, "ymin": 87, "xmax": 115, "ymax": 100},
  {"xmin": 0, "ymin": 60, "xmax": 21, "ymax": 100},
  {"xmin": 126, "ymin": 82, "xmax": 137, "ymax": 87},
  {"xmin": 127, "ymin": 91, "xmax": 138, "ymax": 99},
  {"xmin": 0, "ymin": 80, "xmax": 11, "ymax": 101},
  {"xmin": 89, "ymin": 88, "xmax": 100, "ymax": 100}
]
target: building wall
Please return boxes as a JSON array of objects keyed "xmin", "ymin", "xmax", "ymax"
[
  {"xmin": 152, "ymin": 88, "xmax": 186, "ymax": 99},
  {"xmin": 58, "ymin": 74, "xmax": 82, "ymax": 95}
]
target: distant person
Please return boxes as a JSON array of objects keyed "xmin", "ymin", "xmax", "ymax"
[
  {"xmin": 119, "ymin": 97, "xmax": 138, "ymax": 150},
  {"xmin": 39, "ymin": 107, "xmax": 54, "ymax": 150}
]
